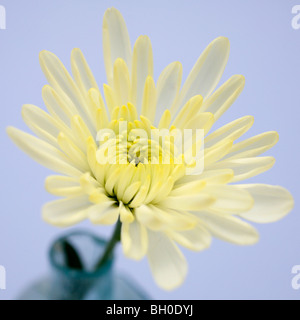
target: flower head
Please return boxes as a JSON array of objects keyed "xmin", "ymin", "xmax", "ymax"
[{"xmin": 7, "ymin": 8, "xmax": 294, "ymax": 290}]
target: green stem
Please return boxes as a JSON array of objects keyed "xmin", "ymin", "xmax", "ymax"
[{"xmin": 95, "ymin": 219, "xmax": 122, "ymax": 270}]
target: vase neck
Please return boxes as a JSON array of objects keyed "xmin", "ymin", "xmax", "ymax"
[{"xmin": 48, "ymin": 230, "xmax": 114, "ymax": 300}]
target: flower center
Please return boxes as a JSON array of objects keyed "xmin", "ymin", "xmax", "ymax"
[{"xmin": 89, "ymin": 103, "xmax": 189, "ymax": 208}]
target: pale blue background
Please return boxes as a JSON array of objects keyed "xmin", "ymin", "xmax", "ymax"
[{"xmin": 0, "ymin": 0, "xmax": 299, "ymax": 300}]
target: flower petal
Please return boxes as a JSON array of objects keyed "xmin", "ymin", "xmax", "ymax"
[
  {"xmin": 113, "ymin": 58, "xmax": 131, "ymax": 106},
  {"xmin": 71, "ymin": 114, "xmax": 94, "ymax": 152},
  {"xmin": 121, "ymin": 218, "xmax": 148, "ymax": 260},
  {"xmin": 39, "ymin": 51, "xmax": 95, "ymax": 132},
  {"xmin": 168, "ymin": 225, "xmax": 212, "ymax": 251},
  {"xmin": 157, "ymin": 61, "xmax": 182, "ymax": 117},
  {"xmin": 131, "ymin": 35, "xmax": 153, "ymax": 113},
  {"xmin": 184, "ymin": 112, "xmax": 215, "ymax": 134},
  {"xmin": 57, "ymin": 132, "xmax": 90, "ymax": 172},
  {"xmin": 7, "ymin": 127, "xmax": 82, "ymax": 177},
  {"xmin": 173, "ymin": 37, "xmax": 230, "ymax": 113},
  {"xmin": 195, "ymin": 211, "xmax": 259, "ymax": 245},
  {"xmin": 136, "ymin": 204, "xmax": 197, "ymax": 231},
  {"xmin": 205, "ymin": 116, "xmax": 254, "ymax": 148},
  {"xmin": 71, "ymin": 48, "xmax": 99, "ymax": 94},
  {"xmin": 147, "ymin": 231, "xmax": 187, "ymax": 290},
  {"xmin": 22, "ymin": 104, "xmax": 61, "ymax": 147},
  {"xmin": 236, "ymin": 184, "xmax": 294, "ymax": 223},
  {"xmin": 103, "ymin": 7, "xmax": 132, "ymax": 86},
  {"xmin": 42, "ymin": 85, "xmax": 77, "ymax": 127},
  {"xmin": 141, "ymin": 76, "xmax": 156, "ymax": 122},
  {"xmin": 39, "ymin": 50, "xmax": 79, "ymax": 97},
  {"xmin": 203, "ymin": 185, "xmax": 254, "ymax": 214},
  {"xmin": 88, "ymin": 201, "xmax": 119, "ymax": 225},
  {"xmin": 176, "ymin": 168, "xmax": 234, "ymax": 186},
  {"xmin": 45, "ymin": 175, "xmax": 83, "ymax": 197},
  {"xmin": 200, "ymin": 75, "xmax": 245, "ymax": 121},
  {"xmin": 119, "ymin": 201, "xmax": 134, "ymax": 223},
  {"xmin": 208, "ymin": 156, "xmax": 275, "ymax": 182},
  {"xmin": 204, "ymin": 138, "xmax": 233, "ymax": 166},
  {"xmin": 223, "ymin": 131, "xmax": 279, "ymax": 160},
  {"xmin": 160, "ymin": 194, "xmax": 215, "ymax": 211},
  {"xmin": 172, "ymin": 95, "xmax": 203, "ymax": 129},
  {"xmin": 42, "ymin": 195, "xmax": 90, "ymax": 227},
  {"xmin": 170, "ymin": 180, "xmax": 206, "ymax": 197}
]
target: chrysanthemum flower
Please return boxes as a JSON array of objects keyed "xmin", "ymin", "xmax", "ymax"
[{"xmin": 7, "ymin": 8, "xmax": 294, "ymax": 290}]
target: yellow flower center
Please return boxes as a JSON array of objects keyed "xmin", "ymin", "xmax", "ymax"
[{"xmin": 85, "ymin": 103, "xmax": 191, "ymax": 209}]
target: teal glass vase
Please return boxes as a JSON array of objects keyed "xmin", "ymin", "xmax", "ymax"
[{"xmin": 18, "ymin": 230, "xmax": 150, "ymax": 300}]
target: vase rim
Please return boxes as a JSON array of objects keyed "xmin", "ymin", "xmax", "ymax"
[{"xmin": 48, "ymin": 229, "xmax": 114, "ymax": 279}]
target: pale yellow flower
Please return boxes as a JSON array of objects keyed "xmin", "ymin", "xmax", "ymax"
[{"xmin": 7, "ymin": 8, "xmax": 293, "ymax": 290}]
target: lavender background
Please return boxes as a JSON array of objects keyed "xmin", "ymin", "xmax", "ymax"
[{"xmin": 0, "ymin": 0, "xmax": 299, "ymax": 300}]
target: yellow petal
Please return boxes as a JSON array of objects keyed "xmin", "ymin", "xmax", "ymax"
[
  {"xmin": 122, "ymin": 181, "xmax": 141, "ymax": 204},
  {"xmin": 88, "ymin": 202, "xmax": 119, "ymax": 224},
  {"xmin": 45, "ymin": 175, "xmax": 83, "ymax": 197},
  {"xmin": 79, "ymin": 172, "xmax": 101, "ymax": 194},
  {"xmin": 113, "ymin": 58, "xmax": 130, "ymax": 106},
  {"xmin": 201, "ymin": 75, "xmax": 245, "ymax": 121},
  {"xmin": 103, "ymin": 7, "xmax": 132, "ymax": 86},
  {"xmin": 204, "ymin": 139, "xmax": 233, "ymax": 166},
  {"xmin": 7, "ymin": 127, "xmax": 82, "ymax": 177},
  {"xmin": 159, "ymin": 194, "xmax": 215, "ymax": 211},
  {"xmin": 137, "ymin": 205, "xmax": 197, "ymax": 231},
  {"xmin": 71, "ymin": 115, "xmax": 94, "ymax": 152},
  {"xmin": 39, "ymin": 50, "xmax": 95, "ymax": 132},
  {"xmin": 236, "ymin": 184, "xmax": 294, "ymax": 223},
  {"xmin": 87, "ymin": 88, "xmax": 108, "ymax": 131},
  {"xmin": 39, "ymin": 50, "xmax": 78, "ymax": 97},
  {"xmin": 205, "ymin": 116, "xmax": 254, "ymax": 148},
  {"xmin": 203, "ymin": 184, "xmax": 254, "ymax": 214},
  {"xmin": 119, "ymin": 201, "xmax": 134, "ymax": 223},
  {"xmin": 42, "ymin": 85, "xmax": 77, "ymax": 126},
  {"xmin": 105, "ymin": 167, "xmax": 121, "ymax": 196},
  {"xmin": 121, "ymin": 219, "xmax": 148, "ymax": 260},
  {"xmin": 71, "ymin": 48, "xmax": 99, "ymax": 94},
  {"xmin": 147, "ymin": 231, "xmax": 187, "ymax": 290},
  {"xmin": 184, "ymin": 112, "xmax": 215, "ymax": 136},
  {"xmin": 158, "ymin": 110, "xmax": 171, "ymax": 129},
  {"xmin": 209, "ymin": 156, "xmax": 275, "ymax": 182},
  {"xmin": 173, "ymin": 37, "xmax": 230, "ymax": 113},
  {"xmin": 130, "ymin": 176, "xmax": 151, "ymax": 208},
  {"xmin": 151, "ymin": 176, "xmax": 174, "ymax": 203},
  {"xmin": 195, "ymin": 211, "xmax": 259, "ymax": 245},
  {"xmin": 86, "ymin": 138, "xmax": 105, "ymax": 186},
  {"xmin": 168, "ymin": 225, "xmax": 211, "ymax": 251},
  {"xmin": 115, "ymin": 163, "xmax": 136, "ymax": 199},
  {"xmin": 22, "ymin": 104, "xmax": 61, "ymax": 147},
  {"xmin": 103, "ymin": 84, "xmax": 117, "ymax": 115},
  {"xmin": 176, "ymin": 169, "xmax": 234, "ymax": 186},
  {"xmin": 172, "ymin": 95, "xmax": 203, "ymax": 129},
  {"xmin": 141, "ymin": 76, "xmax": 156, "ymax": 122},
  {"xmin": 131, "ymin": 35, "xmax": 153, "ymax": 112},
  {"xmin": 57, "ymin": 132, "xmax": 90, "ymax": 172},
  {"xmin": 224, "ymin": 131, "xmax": 279, "ymax": 160},
  {"xmin": 170, "ymin": 180, "xmax": 206, "ymax": 197},
  {"xmin": 42, "ymin": 195, "xmax": 90, "ymax": 227},
  {"xmin": 156, "ymin": 61, "xmax": 182, "ymax": 116}
]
